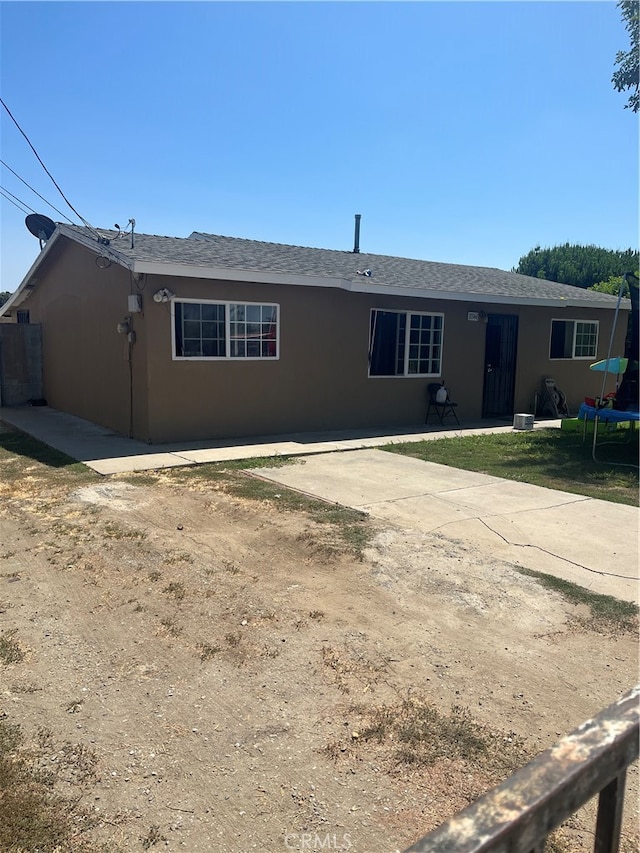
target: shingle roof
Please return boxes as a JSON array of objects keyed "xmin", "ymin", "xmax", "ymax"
[
  {"xmin": 24, "ymin": 224, "xmax": 630, "ymax": 309},
  {"xmin": 188, "ymin": 232, "xmax": 618, "ymax": 304}
]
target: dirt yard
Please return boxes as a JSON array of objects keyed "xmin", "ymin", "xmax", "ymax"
[{"xmin": 0, "ymin": 437, "xmax": 638, "ymax": 853}]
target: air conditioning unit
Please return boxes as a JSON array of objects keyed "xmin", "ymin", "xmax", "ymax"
[{"xmin": 513, "ymin": 413, "xmax": 534, "ymax": 430}]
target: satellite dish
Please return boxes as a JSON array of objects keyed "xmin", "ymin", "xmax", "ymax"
[{"xmin": 25, "ymin": 214, "xmax": 56, "ymax": 243}]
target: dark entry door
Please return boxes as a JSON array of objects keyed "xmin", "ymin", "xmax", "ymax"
[{"xmin": 482, "ymin": 314, "xmax": 518, "ymax": 418}]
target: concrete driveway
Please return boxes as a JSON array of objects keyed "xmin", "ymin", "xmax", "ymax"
[{"xmin": 254, "ymin": 449, "xmax": 639, "ymax": 604}]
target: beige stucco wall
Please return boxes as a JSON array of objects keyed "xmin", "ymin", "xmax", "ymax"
[
  {"xmin": 14, "ymin": 237, "xmax": 628, "ymax": 443},
  {"xmin": 14, "ymin": 238, "xmax": 147, "ymax": 438},
  {"xmin": 140, "ymin": 275, "xmax": 627, "ymax": 443},
  {"xmin": 514, "ymin": 304, "xmax": 626, "ymax": 414},
  {"xmin": 143, "ymin": 278, "xmax": 462, "ymax": 442}
]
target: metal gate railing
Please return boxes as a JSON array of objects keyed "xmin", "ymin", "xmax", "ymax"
[{"xmin": 401, "ymin": 686, "xmax": 639, "ymax": 853}]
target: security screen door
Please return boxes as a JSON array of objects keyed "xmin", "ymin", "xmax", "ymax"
[{"xmin": 482, "ymin": 314, "xmax": 518, "ymax": 418}]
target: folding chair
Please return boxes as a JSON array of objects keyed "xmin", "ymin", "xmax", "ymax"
[{"xmin": 426, "ymin": 382, "xmax": 460, "ymax": 426}]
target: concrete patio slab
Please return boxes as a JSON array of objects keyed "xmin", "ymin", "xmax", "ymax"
[{"xmin": 0, "ymin": 404, "xmax": 561, "ymax": 475}]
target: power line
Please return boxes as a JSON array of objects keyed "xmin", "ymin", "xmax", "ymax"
[
  {"xmin": 0, "ymin": 187, "xmax": 31, "ymax": 215},
  {"xmin": 0, "ymin": 184, "xmax": 37, "ymax": 214},
  {"xmin": 0, "ymin": 97, "xmax": 100, "ymax": 237},
  {"xmin": 0, "ymin": 158, "xmax": 75, "ymax": 223},
  {"xmin": 1, "ymin": 183, "xmax": 135, "ymax": 276}
]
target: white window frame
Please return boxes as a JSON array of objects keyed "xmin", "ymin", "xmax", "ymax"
[
  {"xmin": 549, "ymin": 319, "xmax": 599, "ymax": 361},
  {"xmin": 368, "ymin": 308, "xmax": 444, "ymax": 378},
  {"xmin": 172, "ymin": 298, "xmax": 280, "ymax": 361}
]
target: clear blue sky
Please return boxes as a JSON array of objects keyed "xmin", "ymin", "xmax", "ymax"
[{"xmin": 1, "ymin": 1, "xmax": 638, "ymax": 291}]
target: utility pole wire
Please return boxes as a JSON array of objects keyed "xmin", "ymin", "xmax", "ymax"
[
  {"xmin": 0, "ymin": 158, "xmax": 75, "ymax": 223},
  {"xmin": 0, "ymin": 187, "xmax": 31, "ymax": 215},
  {"xmin": 0, "ymin": 184, "xmax": 37, "ymax": 214},
  {"xmin": 0, "ymin": 98, "xmax": 98, "ymax": 236}
]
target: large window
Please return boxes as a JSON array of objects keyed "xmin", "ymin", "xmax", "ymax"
[
  {"xmin": 550, "ymin": 319, "xmax": 598, "ymax": 360},
  {"xmin": 369, "ymin": 309, "xmax": 443, "ymax": 377},
  {"xmin": 173, "ymin": 300, "xmax": 278, "ymax": 360}
]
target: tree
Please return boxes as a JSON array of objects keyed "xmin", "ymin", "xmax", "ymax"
[
  {"xmin": 0, "ymin": 291, "xmax": 12, "ymax": 307},
  {"xmin": 612, "ymin": 0, "xmax": 639, "ymax": 112},
  {"xmin": 514, "ymin": 244, "xmax": 639, "ymax": 289},
  {"xmin": 589, "ymin": 275, "xmax": 628, "ymax": 296}
]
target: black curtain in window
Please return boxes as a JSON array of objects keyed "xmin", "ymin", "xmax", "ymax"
[
  {"xmin": 370, "ymin": 311, "xmax": 399, "ymax": 376},
  {"xmin": 174, "ymin": 302, "xmax": 184, "ymax": 356},
  {"xmin": 550, "ymin": 320, "xmax": 571, "ymax": 359}
]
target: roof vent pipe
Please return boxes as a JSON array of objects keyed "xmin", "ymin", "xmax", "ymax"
[{"xmin": 353, "ymin": 214, "xmax": 361, "ymax": 254}]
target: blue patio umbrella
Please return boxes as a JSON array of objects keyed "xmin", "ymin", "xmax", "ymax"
[
  {"xmin": 590, "ymin": 357, "xmax": 629, "ymax": 395},
  {"xmin": 589, "ymin": 357, "xmax": 629, "ymax": 375}
]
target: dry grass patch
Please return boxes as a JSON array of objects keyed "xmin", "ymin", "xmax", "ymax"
[
  {"xmin": 159, "ymin": 617, "xmax": 182, "ymax": 637},
  {"xmin": 196, "ymin": 641, "xmax": 221, "ymax": 661},
  {"xmin": 0, "ymin": 629, "xmax": 24, "ymax": 665},
  {"xmin": 140, "ymin": 824, "xmax": 167, "ymax": 849},
  {"xmin": 162, "ymin": 581, "xmax": 186, "ymax": 601},
  {"xmin": 326, "ymin": 696, "xmax": 529, "ymax": 775},
  {"xmin": 517, "ymin": 568, "xmax": 639, "ymax": 635},
  {"xmin": 324, "ymin": 696, "xmax": 591, "ymax": 852},
  {"xmin": 0, "ymin": 718, "xmax": 107, "ymax": 853},
  {"xmin": 0, "ymin": 429, "xmax": 98, "ymax": 496},
  {"xmin": 321, "ymin": 642, "xmax": 390, "ymax": 694}
]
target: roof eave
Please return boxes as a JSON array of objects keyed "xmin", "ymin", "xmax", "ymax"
[
  {"xmin": 56, "ymin": 223, "xmax": 133, "ymax": 268},
  {"xmin": 133, "ymin": 260, "xmax": 353, "ymax": 290},
  {"xmin": 134, "ymin": 261, "xmax": 628, "ymax": 309},
  {"xmin": 349, "ymin": 281, "xmax": 628, "ymax": 309},
  {"xmin": 0, "ymin": 230, "xmax": 64, "ymax": 316}
]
